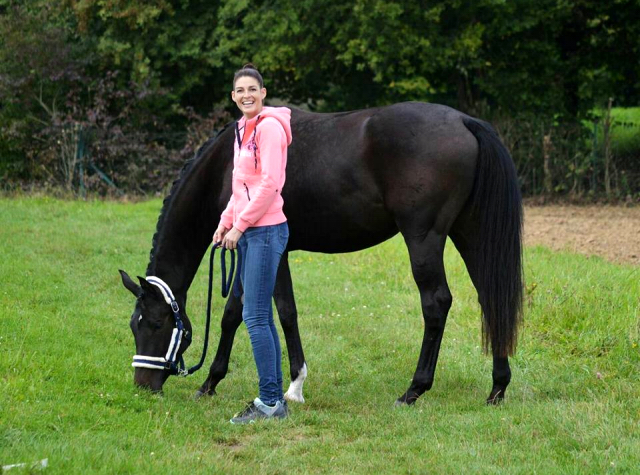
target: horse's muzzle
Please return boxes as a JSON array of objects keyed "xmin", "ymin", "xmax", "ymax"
[{"xmin": 134, "ymin": 367, "xmax": 170, "ymax": 392}]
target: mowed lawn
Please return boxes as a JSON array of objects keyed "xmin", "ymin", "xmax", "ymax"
[{"xmin": 1, "ymin": 197, "xmax": 638, "ymax": 474}]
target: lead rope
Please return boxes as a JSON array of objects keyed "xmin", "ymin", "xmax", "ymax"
[{"xmin": 185, "ymin": 243, "xmax": 240, "ymax": 376}]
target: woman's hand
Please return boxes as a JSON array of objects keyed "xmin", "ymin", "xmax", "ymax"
[
  {"xmin": 213, "ymin": 224, "xmax": 229, "ymax": 245},
  {"xmin": 221, "ymin": 227, "xmax": 243, "ymax": 250}
]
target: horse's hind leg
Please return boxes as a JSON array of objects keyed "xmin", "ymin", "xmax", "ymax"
[
  {"xmin": 450, "ymin": 224, "xmax": 511, "ymax": 404},
  {"xmin": 488, "ymin": 356, "xmax": 511, "ymax": 404},
  {"xmin": 274, "ymin": 252, "xmax": 308, "ymax": 403},
  {"xmin": 396, "ymin": 229, "xmax": 452, "ymax": 405},
  {"xmin": 195, "ymin": 288, "xmax": 243, "ymax": 397}
]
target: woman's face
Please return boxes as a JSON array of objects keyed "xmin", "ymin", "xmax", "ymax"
[{"xmin": 231, "ymin": 76, "xmax": 266, "ymax": 120}]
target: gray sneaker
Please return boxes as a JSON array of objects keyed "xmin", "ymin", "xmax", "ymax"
[{"xmin": 230, "ymin": 398, "xmax": 288, "ymax": 424}]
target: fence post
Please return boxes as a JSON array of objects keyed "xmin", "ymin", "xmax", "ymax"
[
  {"xmin": 76, "ymin": 126, "xmax": 86, "ymax": 199},
  {"xmin": 591, "ymin": 119, "xmax": 598, "ymax": 193},
  {"xmin": 603, "ymin": 97, "xmax": 613, "ymax": 197},
  {"xmin": 543, "ymin": 132, "xmax": 553, "ymax": 195}
]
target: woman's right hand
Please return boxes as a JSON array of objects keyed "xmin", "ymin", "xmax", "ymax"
[{"xmin": 213, "ymin": 224, "xmax": 229, "ymax": 245}]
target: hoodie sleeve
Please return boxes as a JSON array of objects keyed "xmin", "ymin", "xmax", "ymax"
[
  {"xmin": 235, "ymin": 118, "xmax": 286, "ymax": 232},
  {"xmin": 219, "ymin": 194, "xmax": 235, "ymax": 230}
]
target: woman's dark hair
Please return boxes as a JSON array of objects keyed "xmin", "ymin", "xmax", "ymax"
[{"xmin": 233, "ymin": 63, "xmax": 264, "ymax": 89}]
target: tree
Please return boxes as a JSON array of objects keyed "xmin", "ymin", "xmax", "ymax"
[
  {"xmin": 2, "ymin": 0, "xmax": 638, "ymax": 194},
  {"xmin": 0, "ymin": 0, "xmax": 89, "ymax": 179}
]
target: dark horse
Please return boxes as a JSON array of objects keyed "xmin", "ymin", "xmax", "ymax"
[{"xmin": 119, "ymin": 102, "xmax": 523, "ymax": 405}]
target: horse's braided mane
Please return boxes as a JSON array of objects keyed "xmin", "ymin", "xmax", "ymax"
[{"xmin": 145, "ymin": 122, "xmax": 233, "ymax": 275}]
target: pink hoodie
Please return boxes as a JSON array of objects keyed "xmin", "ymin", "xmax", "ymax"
[{"xmin": 219, "ymin": 106, "xmax": 292, "ymax": 233}]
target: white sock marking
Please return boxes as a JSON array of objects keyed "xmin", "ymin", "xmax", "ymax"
[{"xmin": 284, "ymin": 362, "xmax": 307, "ymax": 403}]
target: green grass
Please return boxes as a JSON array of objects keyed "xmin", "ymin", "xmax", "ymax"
[
  {"xmin": 1, "ymin": 197, "xmax": 639, "ymax": 474},
  {"xmin": 593, "ymin": 107, "xmax": 640, "ymax": 157},
  {"xmin": 610, "ymin": 107, "xmax": 640, "ymax": 157}
]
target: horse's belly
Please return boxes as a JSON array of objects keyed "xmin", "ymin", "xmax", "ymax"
[{"xmin": 285, "ymin": 203, "xmax": 398, "ymax": 253}]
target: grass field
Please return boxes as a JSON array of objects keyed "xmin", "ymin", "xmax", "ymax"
[
  {"xmin": 593, "ymin": 107, "xmax": 640, "ymax": 158},
  {"xmin": 609, "ymin": 107, "xmax": 640, "ymax": 157},
  {"xmin": 1, "ymin": 197, "xmax": 639, "ymax": 474}
]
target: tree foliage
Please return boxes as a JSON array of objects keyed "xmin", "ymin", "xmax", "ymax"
[{"xmin": 1, "ymin": 0, "xmax": 638, "ymax": 195}]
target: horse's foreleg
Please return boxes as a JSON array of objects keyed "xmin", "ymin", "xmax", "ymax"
[
  {"xmin": 195, "ymin": 288, "xmax": 243, "ymax": 398},
  {"xmin": 396, "ymin": 231, "xmax": 451, "ymax": 405},
  {"xmin": 274, "ymin": 252, "xmax": 308, "ymax": 403}
]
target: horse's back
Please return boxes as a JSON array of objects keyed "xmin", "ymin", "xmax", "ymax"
[
  {"xmin": 363, "ymin": 102, "xmax": 478, "ymax": 234},
  {"xmin": 284, "ymin": 103, "xmax": 478, "ymax": 250}
]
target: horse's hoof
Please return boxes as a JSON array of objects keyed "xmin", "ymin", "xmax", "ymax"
[
  {"xmin": 486, "ymin": 389, "xmax": 505, "ymax": 405},
  {"xmin": 394, "ymin": 393, "xmax": 420, "ymax": 407},
  {"xmin": 394, "ymin": 394, "xmax": 417, "ymax": 407},
  {"xmin": 284, "ymin": 391, "xmax": 305, "ymax": 404},
  {"xmin": 193, "ymin": 389, "xmax": 215, "ymax": 400}
]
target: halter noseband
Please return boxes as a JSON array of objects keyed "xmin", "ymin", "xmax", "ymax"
[{"xmin": 131, "ymin": 276, "xmax": 191, "ymax": 376}]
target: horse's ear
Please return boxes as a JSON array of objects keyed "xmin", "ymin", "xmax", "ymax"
[
  {"xmin": 137, "ymin": 276, "xmax": 163, "ymax": 300},
  {"xmin": 119, "ymin": 270, "xmax": 141, "ymax": 297}
]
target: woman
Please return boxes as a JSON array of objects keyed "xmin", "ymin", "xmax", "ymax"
[{"xmin": 213, "ymin": 64, "xmax": 292, "ymax": 424}]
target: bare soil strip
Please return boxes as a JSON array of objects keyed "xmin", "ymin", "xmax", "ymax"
[{"xmin": 524, "ymin": 205, "xmax": 640, "ymax": 266}]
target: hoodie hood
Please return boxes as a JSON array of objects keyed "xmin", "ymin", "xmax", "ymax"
[{"xmin": 239, "ymin": 106, "xmax": 292, "ymax": 146}]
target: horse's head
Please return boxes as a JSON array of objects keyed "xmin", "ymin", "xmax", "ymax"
[{"xmin": 119, "ymin": 270, "xmax": 192, "ymax": 392}]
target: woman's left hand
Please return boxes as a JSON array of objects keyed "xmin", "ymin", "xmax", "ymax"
[{"xmin": 221, "ymin": 227, "xmax": 243, "ymax": 250}]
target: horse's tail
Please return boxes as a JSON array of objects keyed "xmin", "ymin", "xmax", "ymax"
[{"xmin": 459, "ymin": 117, "xmax": 523, "ymax": 357}]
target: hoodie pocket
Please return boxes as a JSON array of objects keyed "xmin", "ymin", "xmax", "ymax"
[{"xmin": 243, "ymin": 182, "xmax": 251, "ymax": 201}]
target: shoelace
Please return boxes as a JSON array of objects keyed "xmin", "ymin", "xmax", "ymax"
[{"xmin": 234, "ymin": 402, "xmax": 257, "ymax": 418}]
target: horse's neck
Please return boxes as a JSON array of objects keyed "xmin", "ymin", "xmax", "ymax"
[
  {"xmin": 146, "ymin": 138, "xmax": 231, "ymax": 301},
  {"xmin": 147, "ymin": 232, "xmax": 209, "ymax": 302}
]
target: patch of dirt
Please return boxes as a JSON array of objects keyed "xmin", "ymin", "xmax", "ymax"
[{"xmin": 524, "ymin": 205, "xmax": 640, "ymax": 266}]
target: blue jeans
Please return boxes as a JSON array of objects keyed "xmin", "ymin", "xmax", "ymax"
[{"xmin": 238, "ymin": 222, "xmax": 289, "ymax": 406}]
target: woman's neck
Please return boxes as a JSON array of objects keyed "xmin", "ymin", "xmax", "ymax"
[{"xmin": 243, "ymin": 108, "xmax": 264, "ymax": 121}]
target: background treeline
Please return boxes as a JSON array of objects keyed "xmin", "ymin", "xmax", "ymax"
[{"xmin": 1, "ymin": 0, "xmax": 639, "ymax": 198}]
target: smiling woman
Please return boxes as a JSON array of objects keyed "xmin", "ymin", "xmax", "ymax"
[{"xmin": 213, "ymin": 64, "xmax": 293, "ymax": 424}]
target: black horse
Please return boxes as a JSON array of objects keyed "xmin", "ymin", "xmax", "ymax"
[{"xmin": 120, "ymin": 102, "xmax": 523, "ymax": 405}]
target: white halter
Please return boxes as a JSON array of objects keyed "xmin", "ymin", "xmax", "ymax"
[{"xmin": 131, "ymin": 277, "xmax": 187, "ymax": 375}]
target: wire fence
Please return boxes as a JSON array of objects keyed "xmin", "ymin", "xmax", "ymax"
[
  {"xmin": 6, "ymin": 116, "xmax": 640, "ymax": 198},
  {"xmin": 494, "ymin": 116, "xmax": 640, "ymax": 198},
  {"xmin": 22, "ymin": 123, "xmax": 215, "ymax": 196}
]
